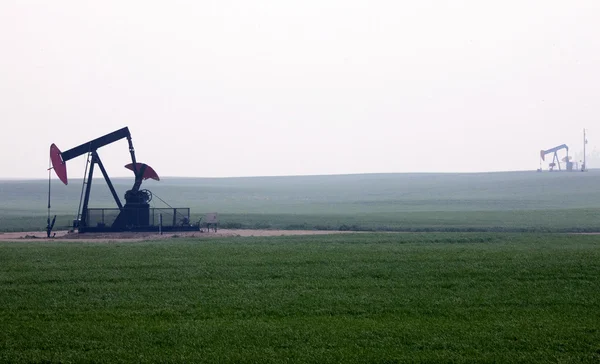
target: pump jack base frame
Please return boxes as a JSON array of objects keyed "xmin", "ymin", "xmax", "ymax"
[{"xmin": 77, "ymin": 207, "xmax": 200, "ymax": 233}]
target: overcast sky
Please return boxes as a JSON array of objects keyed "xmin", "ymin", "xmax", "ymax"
[{"xmin": 1, "ymin": 1, "xmax": 599, "ymax": 179}]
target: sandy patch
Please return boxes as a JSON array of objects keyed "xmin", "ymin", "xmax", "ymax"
[{"xmin": 0, "ymin": 229, "xmax": 354, "ymax": 242}]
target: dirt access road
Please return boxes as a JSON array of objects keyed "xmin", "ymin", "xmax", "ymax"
[{"xmin": 0, "ymin": 229, "xmax": 354, "ymax": 242}]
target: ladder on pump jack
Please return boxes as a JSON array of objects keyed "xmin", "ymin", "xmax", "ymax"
[{"xmin": 74, "ymin": 151, "xmax": 92, "ymax": 228}]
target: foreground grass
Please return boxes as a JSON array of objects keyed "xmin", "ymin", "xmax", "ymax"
[{"xmin": 1, "ymin": 233, "xmax": 599, "ymax": 363}]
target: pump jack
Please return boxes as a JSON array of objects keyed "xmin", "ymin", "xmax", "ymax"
[
  {"xmin": 540, "ymin": 144, "xmax": 570, "ymax": 171},
  {"xmin": 49, "ymin": 127, "xmax": 197, "ymax": 233}
]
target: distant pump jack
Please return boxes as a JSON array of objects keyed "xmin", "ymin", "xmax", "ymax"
[{"xmin": 537, "ymin": 129, "xmax": 588, "ymax": 173}]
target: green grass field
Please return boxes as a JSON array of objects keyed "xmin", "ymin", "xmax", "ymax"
[
  {"xmin": 1, "ymin": 233, "xmax": 599, "ymax": 363},
  {"xmin": 2, "ymin": 171, "xmax": 600, "ymax": 232}
]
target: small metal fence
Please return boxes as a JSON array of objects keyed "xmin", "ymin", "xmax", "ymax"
[{"xmin": 85, "ymin": 208, "xmax": 191, "ymax": 228}]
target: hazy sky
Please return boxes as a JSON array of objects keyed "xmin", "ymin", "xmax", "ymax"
[{"xmin": 1, "ymin": 1, "xmax": 599, "ymax": 179}]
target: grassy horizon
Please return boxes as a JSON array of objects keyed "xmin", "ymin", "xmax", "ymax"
[
  {"xmin": 4, "ymin": 209, "xmax": 600, "ymax": 233},
  {"xmin": 2, "ymin": 171, "xmax": 600, "ymax": 232}
]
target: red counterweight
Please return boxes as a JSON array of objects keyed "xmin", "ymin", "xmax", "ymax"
[{"xmin": 125, "ymin": 163, "xmax": 160, "ymax": 181}]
